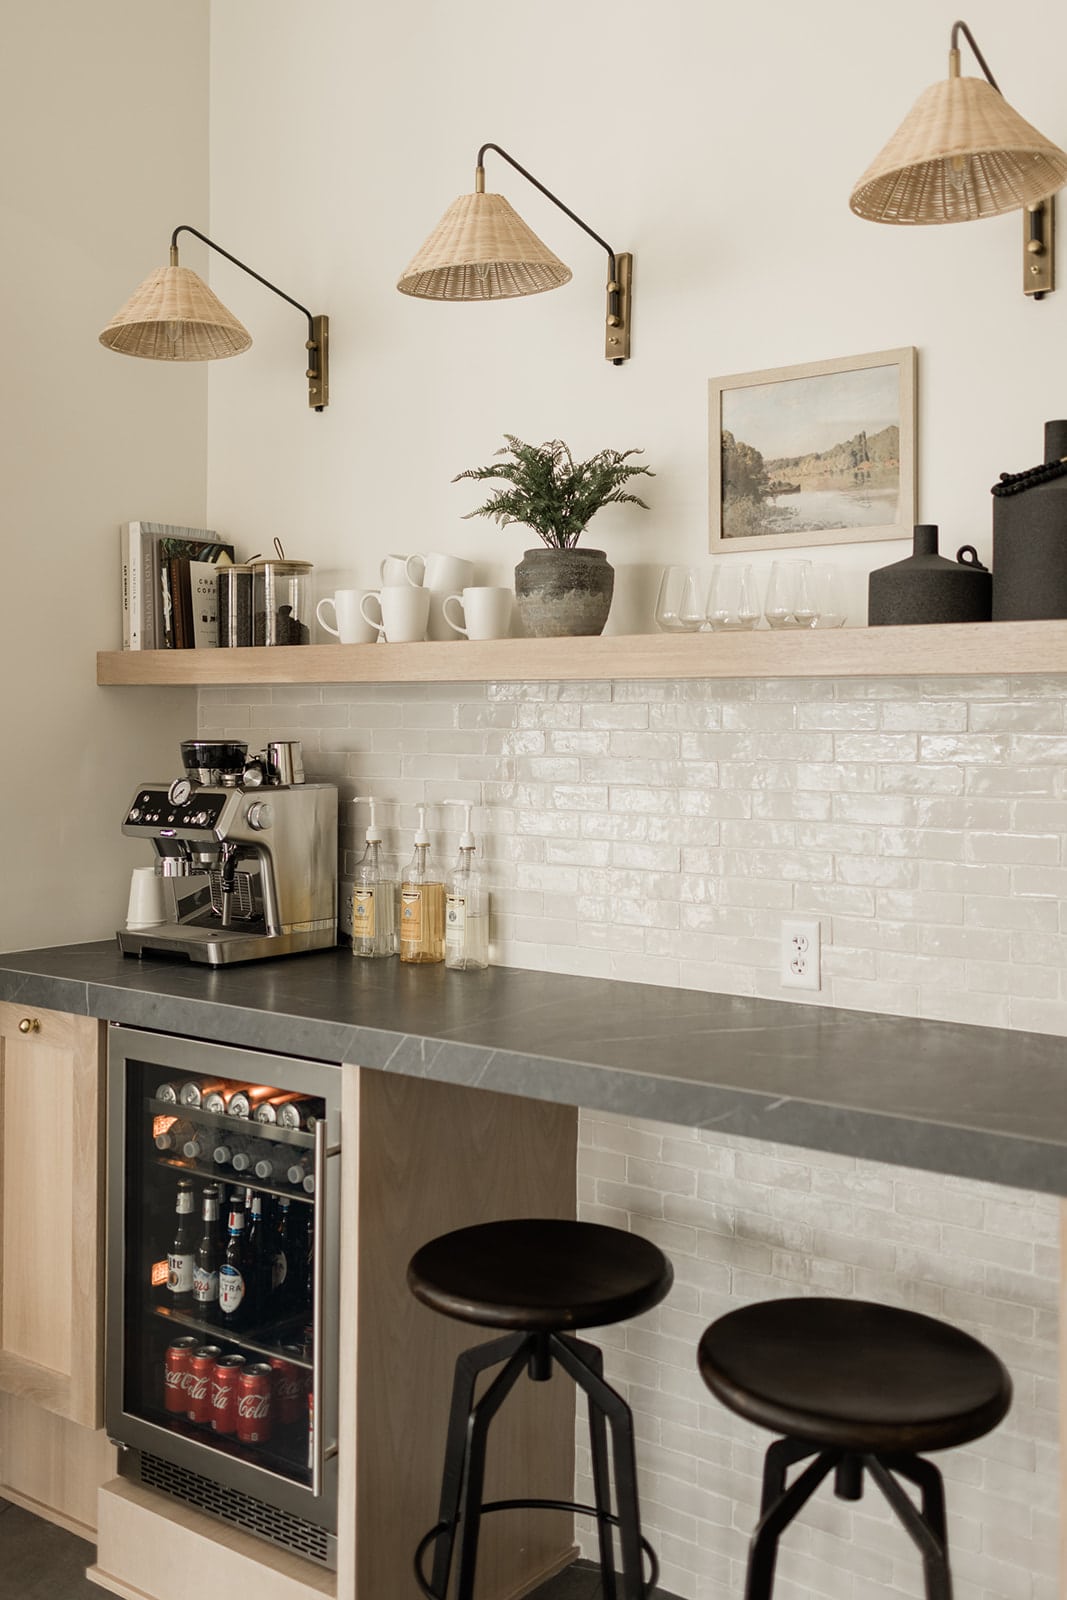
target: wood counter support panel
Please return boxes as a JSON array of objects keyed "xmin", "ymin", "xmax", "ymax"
[
  {"xmin": 0, "ymin": 1002, "xmax": 105, "ymax": 1427},
  {"xmin": 351, "ymin": 1068, "xmax": 579, "ymax": 1600},
  {"xmin": 96, "ymin": 618, "xmax": 1067, "ymax": 687},
  {"xmin": 0, "ymin": 1394, "xmax": 115, "ymax": 1538}
]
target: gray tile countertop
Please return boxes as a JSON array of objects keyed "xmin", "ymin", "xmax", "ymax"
[{"xmin": 0, "ymin": 941, "xmax": 1064, "ymax": 1196}]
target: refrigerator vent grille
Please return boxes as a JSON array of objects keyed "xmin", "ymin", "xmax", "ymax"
[{"xmin": 139, "ymin": 1451, "xmax": 330, "ymax": 1565}]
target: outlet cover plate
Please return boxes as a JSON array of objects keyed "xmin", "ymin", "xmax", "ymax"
[{"xmin": 781, "ymin": 917, "xmax": 821, "ymax": 991}]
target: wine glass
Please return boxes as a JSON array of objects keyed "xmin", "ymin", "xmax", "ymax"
[
  {"xmin": 811, "ymin": 566, "xmax": 847, "ymax": 628},
  {"xmin": 764, "ymin": 560, "xmax": 818, "ymax": 629},
  {"xmin": 706, "ymin": 563, "xmax": 761, "ymax": 630},
  {"xmin": 655, "ymin": 567, "xmax": 707, "ymax": 632}
]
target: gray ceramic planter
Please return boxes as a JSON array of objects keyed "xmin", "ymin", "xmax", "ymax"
[{"xmin": 514, "ymin": 547, "xmax": 615, "ymax": 637}]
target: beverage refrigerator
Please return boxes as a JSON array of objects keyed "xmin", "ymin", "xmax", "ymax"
[{"xmin": 105, "ymin": 1025, "xmax": 341, "ymax": 1568}]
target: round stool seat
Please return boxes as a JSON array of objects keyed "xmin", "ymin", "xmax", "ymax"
[
  {"xmin": 698, "ymin": 1297, "xmax": 1012, "ymax": 1456},
  {"xmin": 408, "ymin": 1218, "xmax": 674, "ymax": 1332}
]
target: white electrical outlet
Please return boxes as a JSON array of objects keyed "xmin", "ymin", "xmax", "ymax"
[{"xmin": 781, "ymin": 917, "xmax": 821, "ymax": 990}]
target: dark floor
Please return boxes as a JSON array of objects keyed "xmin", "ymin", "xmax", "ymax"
[{"xmin": 0, "ymin": 1500, "xmax": 680, "ymax": 1599}]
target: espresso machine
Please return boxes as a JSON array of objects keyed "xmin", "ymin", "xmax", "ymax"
[{"xmin": 118, "ymin": 739, "xmax": 337, "ymax": 965}]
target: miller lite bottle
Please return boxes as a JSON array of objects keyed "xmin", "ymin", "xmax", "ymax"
[
  {"xmin": 167, "ymin": 1180, "xmax": 197, "ymax": 1309},
  {"xmin": 193, "ymin": 1185, "xmax": 222, "ymax": 1315}
]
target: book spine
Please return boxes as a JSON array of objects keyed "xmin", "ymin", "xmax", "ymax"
[
  {"xmin": 120, "ymin": 523, "xmax": 141, "ymax": 650},
  {"xmin": 142, "ymin": 528, "xmax": 158, "ymax": 650}
]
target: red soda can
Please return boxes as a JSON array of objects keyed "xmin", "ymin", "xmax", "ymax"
[
  {"xmin": 186, "ymin": 1344, "xmax": 221, "ymax": 1425},
  {"xmin": 211, "ymin": 1353, "xmax": 246, "ymax": 1434},
  {"xmin": 164, "ymin": 1336, "xmax": 199, "ymax": 1414},
  {"xmin": 269, "ymin": 1349, "xmax": 306, "ymax": 1427},
  {"xmin": 236, "ymin": 1362, "xmax": 273, "ymax": 1443}
]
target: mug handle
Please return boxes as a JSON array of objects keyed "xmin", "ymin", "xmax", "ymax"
[
  {"xmin": 405, "ymin": 553, "xmax": 426, "ymax": 588},
  {"xmin": 315, "ymin": 597, "xmax": 339, "ymax": 638},
  {"xmin": 442, "ymin": 593, "xmax": 468, "ymax": 636},
  {"xmin": 359, "ymin": 592, "xmax": 384, "ymax": 636}
]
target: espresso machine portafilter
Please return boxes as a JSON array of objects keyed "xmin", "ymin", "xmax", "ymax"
[{"xmin": 117, "ymin": 740, "xmax": 337, "ymax": 966}]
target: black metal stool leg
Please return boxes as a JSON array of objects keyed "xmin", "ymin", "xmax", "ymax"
[
  {"xmin": 550, "ymin": 1334, "xmax": 644, "ymax": 1600},
  {"xmin": 744, "ymin": 1449, "xmax": 840, "ymax": 1600},
  {"xmin": 453, "ymin": 1340, "xmax": 534, "ymax": 1600},
  {"xmin": 429, "ymin": 1331, "xmax": 527, "ymax": 1600},
  {"xmin": 568, "ymin": 1336, "xmax": 618, "ymax": 1600},
  {"xmin": 759, "ymin": 1436, "xmax": 819, "ymax": 1515},
  {"xmin": 864, "ymin": 1455, "xmax": 953, "ymax": 1600}
]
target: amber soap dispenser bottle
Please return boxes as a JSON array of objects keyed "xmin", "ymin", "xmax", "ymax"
[{"xmin": 399, "ymin": 804, "xmax": 445, "ymax": 964}]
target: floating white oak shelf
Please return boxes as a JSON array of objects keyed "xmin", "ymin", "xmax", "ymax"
[{"xmin": 96, "ymin": 620, "xmax": 1067, "ymax": 687}]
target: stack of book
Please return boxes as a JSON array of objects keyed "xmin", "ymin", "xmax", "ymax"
[{"xmin": 120, "ymin": 523, "xmax": 237, "ymax": 649}]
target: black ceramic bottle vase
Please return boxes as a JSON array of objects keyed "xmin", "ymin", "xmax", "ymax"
[
  {"xmin": 992, "ymin": 420, "xmax": 1067, "ymax": 620},
  {"xmin": 868, "ymin": 525, "xmax": 992, "ymax": 627}
]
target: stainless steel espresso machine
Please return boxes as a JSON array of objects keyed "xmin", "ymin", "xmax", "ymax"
[{"xmin": 118, "ymin": 739, "xmax": 337, "ymax": 965}]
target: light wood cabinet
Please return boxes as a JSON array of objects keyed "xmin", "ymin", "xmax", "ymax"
[{"xmin": 0, "ymin": 1001, "xmax": 106, "ymax": 1428}]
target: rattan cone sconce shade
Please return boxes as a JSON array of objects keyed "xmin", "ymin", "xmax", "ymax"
[
  {"xmin": 851, "ymin": 73, "xmax": 1067, "ymax": 225},
  {"xmin": 99, "ymin": 264, "xmax": 252, "ymax": 360},
  {"xmin": 397, "ymin": 192, "xmax": 572, "ymax": 300}
]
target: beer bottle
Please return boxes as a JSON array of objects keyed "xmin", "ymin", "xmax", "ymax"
[
  {"xmin": 218, "ymin": 1194, "xmax": 249, "ymax": 1329},
  {"xmin": 167, "ymin": 1179, "xmax": 197, "ymax": 1309},
  {"xmin": 246, "ymin": 1193, "xmax": 271, "ymax": 1327},
  {"xmin": 192, "ymin": 1185, "xmax": 222, "ymax": 1316},
  {"xmin": 270, "ymin": 1197, "xmax": 292, "ymax": 1315}
]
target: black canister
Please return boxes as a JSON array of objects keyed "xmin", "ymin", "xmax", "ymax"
[
  {"xmin": 992, "ymin": 420, "xmax": 1067, "ymax": 620},
  {"xmin": 867, "ymin": 525, "xmax": 992, "ymax": 626}
]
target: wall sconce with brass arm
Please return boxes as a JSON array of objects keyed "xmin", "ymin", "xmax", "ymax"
[
  {"xmin": 396, "ymin": 143, "xmax": 633, "ymax": 363},
  {"xmin": 849, "ymin": 19, "xmax": 1067, "ymax": 298},
  {"xmin": 99, "ymin": 225, "xmax": 329, "ymax": 409}
]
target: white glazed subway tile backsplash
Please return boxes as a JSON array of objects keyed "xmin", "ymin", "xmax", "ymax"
[{"xmin": 204, "ymin": 673, "xmax": 1063, "ymax": 1600}]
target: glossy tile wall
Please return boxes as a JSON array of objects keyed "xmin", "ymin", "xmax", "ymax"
[{"xmin": 202, "ymin": 672, "xmax": 1062, "ymax": 1598}]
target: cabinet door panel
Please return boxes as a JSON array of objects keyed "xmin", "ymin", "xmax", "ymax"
[{"xmin": 0, "ymin": 1002, "xmax": 104, "ymax": 1425}]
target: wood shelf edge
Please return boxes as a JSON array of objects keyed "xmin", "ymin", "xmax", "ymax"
[{"xmin": 96, "ymin": 619, "xmax": 1067, "ymax": 688}]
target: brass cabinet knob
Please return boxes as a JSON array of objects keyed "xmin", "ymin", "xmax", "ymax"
[{"xmin": 17, "ymin": 1017, "xmax": 40, "ymax": 1034}]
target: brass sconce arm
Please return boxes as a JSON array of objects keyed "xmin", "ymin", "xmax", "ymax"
[
  {"xmin": 475, "ymin": 144, "xmax": 632, "ymax": 364},
  {"xmin": 170, "ymin": 227, "xmax": 330, "ymax": 410},
  {"xmin": 948, "ymin": 20, "xmax": 999, "ymax": 89}
]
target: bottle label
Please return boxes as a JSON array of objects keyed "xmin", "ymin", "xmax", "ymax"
[
  {"xmin": 400, "ymin": 888, "xmax": 424, "ymax": 944},
  {"xmin": 193, "ymin": 1266, "xmax": 219, "ymax": 1304},
  {"xmin": 353, "ymin": 887, "xmax": 376, "ymax": 937},
  {"xmin": 445, "ymin": 894, "xmax": 467, "ymax": 953},
  {"xmin": 219, "ymin": 1265, "xmax": 245, "ymax": 1313},
  {"xmin": 168, "ymin": 1253, "xmax": 194, "ymax": 1293},
  {"xmin": 273, "ymin": 1251, "xmax": 288, "ymax": 1290}
]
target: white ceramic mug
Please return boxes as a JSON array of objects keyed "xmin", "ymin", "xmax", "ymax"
[
  {"xmin": 379, "ymin": 553, "xmax": 425, "ymax": 587},
  {"xmin": 413, "ymin": 553, "xmax": 475, "ymax": 639},
  {"xmin": 360, "ymin": 584, "xmax": 431, "ymax": 642},
  {"xmin": 316, "ymin": 589, "xmax": 379, "ymax": 644},
  {"xmin": 442, "ymin": 586, "xmax": 514, "ymax": 641}
]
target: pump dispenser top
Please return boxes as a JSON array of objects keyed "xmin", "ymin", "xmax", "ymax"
[{"xmin": 354, "ymin": 795, "xmax": 385, "ymax": 843}]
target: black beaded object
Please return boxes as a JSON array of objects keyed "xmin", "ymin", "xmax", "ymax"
[{"xmin": 991, "ymin": 457, "xmax": 1067, "ymax": 496}]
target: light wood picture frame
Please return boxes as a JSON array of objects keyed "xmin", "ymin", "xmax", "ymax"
[{"xmin": 709, "ymin": 347, "xmax": 917, "ymax": 552}]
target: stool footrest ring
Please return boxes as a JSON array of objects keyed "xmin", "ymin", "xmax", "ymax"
[{"xmin": 414, "ymin": 1498, "xmax": 660, "ymax": 1600}]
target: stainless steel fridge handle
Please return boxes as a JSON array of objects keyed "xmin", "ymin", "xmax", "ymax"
[{"xmin": 311, "ymin": 1119, "xmax": 341, "ymax": 1498}]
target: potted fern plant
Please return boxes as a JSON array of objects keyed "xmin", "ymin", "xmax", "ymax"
[{"xmin": 454, "ymin": 434, "xmax": 653, "ymax": 637}]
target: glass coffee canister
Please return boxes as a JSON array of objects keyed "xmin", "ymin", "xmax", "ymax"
[{"xmin": 251, "ymin": 545, "xmax": 313, "ymax": 646}]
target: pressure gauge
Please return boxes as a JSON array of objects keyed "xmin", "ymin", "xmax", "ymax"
[{"xmin": 168, "ymin": 778, "xmax": 193, "ymax": 806}]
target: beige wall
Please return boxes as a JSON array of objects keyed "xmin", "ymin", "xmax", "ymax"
[
  {"xmin": 205, "ymin": 0, "xmax": 1067, "ymax": 626},
  {"xmin": 0, "ymin": 2, "xmax": 208, "ymax": 951}
]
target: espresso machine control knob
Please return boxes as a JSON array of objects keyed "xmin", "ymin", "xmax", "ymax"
[
  {"xmin": 168, "ymin": 778, "xmax": 193, "ymax": 806},
  {"xmin": 246, "ymin": 801, "xmax": 274, "ymax": 832}
]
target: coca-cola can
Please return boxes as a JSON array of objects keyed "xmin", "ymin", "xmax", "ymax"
[
  {"xmin": 269, "ymin": 1349, "xmax": 307, "ymax": 1427},
  {"xmin": 164, "ymin": 1336, "xmax": 199, "ymax": 1413},
  {"xmin": 236, "ymin": 1362, "xmax": 273, "ymax": 1443},
  {"xmin": 186, "ymin": 1344, "xmax": 222, "ymax": 1425},
  {"xmin": 211, "ymin": 1353, "xmax": 246, "ymax": 1434}
]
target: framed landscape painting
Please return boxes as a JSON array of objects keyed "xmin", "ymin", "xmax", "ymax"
[{"xmin": 709, "ymin": 347, "xmax": 917, "ymax": 551}]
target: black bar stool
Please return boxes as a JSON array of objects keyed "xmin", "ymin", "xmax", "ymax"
[
  {"xmin": 697, "ymin": 1297, "xmax": 1012, "ymax": 1600},
  {"xmin": 407, "ymin": 1217, "xmax": 674, "ymax": 1600}
]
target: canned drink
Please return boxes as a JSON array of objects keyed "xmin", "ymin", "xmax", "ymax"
[
  {"xmin": 307, "ymin": 1384, "xmax": 315, "ymax": 1471},
  {"xmin": 201, "ymin": 1090, "xmax": 229, "ymax": 1115},
  {"xmin": 269, "ymin": 1349, "xmax": 307, "ymax": 1427},
  {"xmin": 187, "ymin": 1345, "xmax": 222, "ymax": 1425},
  {"xmin": 302, "ymin": 1324, "xmax": 314, "ymax": 1362},
  {"xmin": 254, "ymin": 1092, "xmax": 309, "ymax": 1126},
  {"xmin": 156, "ymin": 1081, "xmax": 180, "ymax": 1104},
  {"xmin": 227, "ymin": 1086, "xmax": 276, "ymax": 1119},
  {"xmin": 236, "ymin": 1363, "xmax": 274, "ymax": 1443},
  {"xmin": 211, "ymin": 1353, "xmax": 247, "ymax": 1434},
  {"xmin": 178, "ymin": 1078, "xmax": 225, "ymax": 1108},
  {"xmin": 164, "ymin": 1336, "xmax": 199, "ymax": 1413}
]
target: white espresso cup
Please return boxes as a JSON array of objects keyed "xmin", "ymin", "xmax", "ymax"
[
  {"xmin": 442, "ymin": 586, "xmax": 514, "ymax": 641},
  {"xmin": 360, "ymin": 584, "xmax": 431, "ymax": 642},
  {"xmin": 126, "ymin": 865, "xmax": 167, "ymax": 929},
  {"xmin": 316, "ymin": 589, "xmax": 379, "ymax": 644},
  {"xmin": 379, "ymin": 553, "xmax": 424, "ymax": 587}
]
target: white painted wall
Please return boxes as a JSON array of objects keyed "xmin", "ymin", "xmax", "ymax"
[
  {"xmin": 0, "ymin": 1, "xmax": 208, "ymax": 952},
  {"xmin": 206, "ymin": 0, "xmax": 1067, "ymax": 629}
]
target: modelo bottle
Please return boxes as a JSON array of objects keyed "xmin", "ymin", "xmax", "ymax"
[
  {"xmin": 399, "ymin": 805, "xmax": 445, "ymax": 963},
  {"xmin": 444, "ymin": 800, "xmax": 489, "ymax": 970}
]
